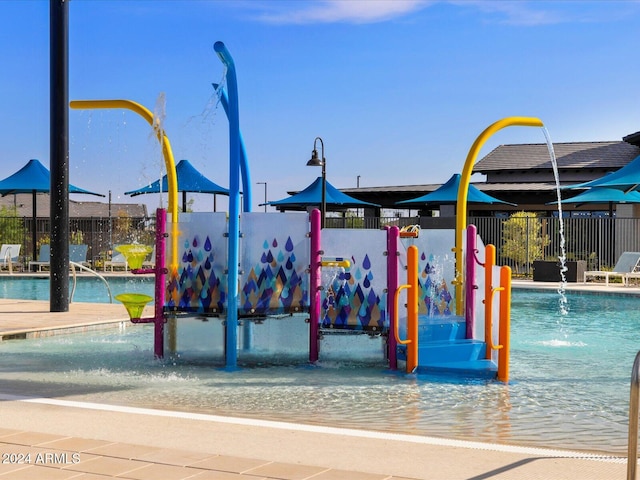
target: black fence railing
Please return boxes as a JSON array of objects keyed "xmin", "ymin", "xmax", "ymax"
[{"xmin": 1, "ymin": 214, "xmax": 637, "ymax": 276}]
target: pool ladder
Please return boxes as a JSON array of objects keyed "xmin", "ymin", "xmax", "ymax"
[
  {"xmin": 628, "ymin": 350, "xmax": 640, "ymax": 479},
  {"xmin": 69, "ymin": 261, "xmax": 113, "ymax": 303}
]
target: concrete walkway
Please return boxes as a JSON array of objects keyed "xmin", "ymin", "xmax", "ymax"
[{"xmin": 0, "ymin": 290, "xmax": 634, "ymax": 479}]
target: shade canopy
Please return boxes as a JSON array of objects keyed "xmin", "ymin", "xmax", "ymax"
[
  {"xmin": 396, "ymin": 174, "xmax": 515, "ymax": 206},
  {"xmin": 0, "ymin": 158, "xmax": 104, "ymax": 263},
  {"xmin": 0, "ymin": 158, "xmax": 103, "ymax": 197},
  {"xmin": 575, "ymin": 154, "xmax": 640, "ymax": 192},
  {"xmin": 125, "ymin": 159, "xmax": 229, "ymax": 197},
  {"xmin": 549, "ymin": 187, "xmax": 640, "ymax": 206},
  {"xmin": 266, "ymin": 177, "xmax": 380, "ymax": 209}
]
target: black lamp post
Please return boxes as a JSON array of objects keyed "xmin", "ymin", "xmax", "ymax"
[
  {"xmin": 257, "ymin": 181, "xmax": 267, "ymax": 212},
  {"xmin": 306, "ymin": 137, "xmax": 326, "ymax": 228}
]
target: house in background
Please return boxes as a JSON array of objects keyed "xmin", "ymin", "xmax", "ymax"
[{"xmin": 341, "ymin": 130, "xmax": 640, "ymax": 219}]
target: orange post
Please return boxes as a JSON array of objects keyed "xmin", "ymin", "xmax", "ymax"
[
  {"xmin": 393, "ymin": 245, "xmax": 419, "ymax": 373},
  {"xmin": 497, "ymin": 266, "xmax": 512, "ymax": 382}
]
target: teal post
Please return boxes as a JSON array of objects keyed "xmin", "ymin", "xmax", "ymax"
[{"xmin": 214, "ymin": 41, "xmax": 240, "ymax": 369}]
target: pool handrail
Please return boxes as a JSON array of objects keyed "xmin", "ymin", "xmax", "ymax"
[
  {"xmin": 69, "ymin": 261, "xmax": 113, "ymax": 303},
  {"xmin": 628, "ymin": 350, "xmax": 640, "ymax": 480}
]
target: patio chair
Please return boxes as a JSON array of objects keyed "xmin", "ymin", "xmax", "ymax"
[
  {"xmin": 583, "ymin": 252, "xmax": 640, "ymax": 286},
  {"xmin": 28, "ymin": 244, "xmax": 51, "ymax": 272},
  {"xmin": 69, "ymin": 244, "xmax": 90, "ymax": 269},
  {"xmin": 0, "ymin": 244, "xmax": 22, "ymax": 272},
  {"xmin": 104, "ymin": 245, "xmax": 128, "ymax": 272}
]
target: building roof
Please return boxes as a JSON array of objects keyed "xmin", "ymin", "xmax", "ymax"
[
  {"xmin": 473, "ymin": 141, "xmax": 640, "ymax": 173},
  {"xmin": 0, "ymin": 193, "xmax": 148, "ymax": 218}
]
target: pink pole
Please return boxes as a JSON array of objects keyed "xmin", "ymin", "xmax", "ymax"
[
  {"xmin": 465, "ymin": 224, "xmax": 477, "ymax": 339},
  {"xmin": 386, "ymin": 226, "xmax": 399, "ymax": 370},
  {"xmin": 309, "ymin": 209, "xmax": 321, "ymax": 363},
  {"xmin": 154, "ymin": 208, "xmax": 167, "ymax": 358}
]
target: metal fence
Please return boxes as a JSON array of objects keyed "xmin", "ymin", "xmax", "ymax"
[
  {"xmin": 0, "ymin": 216, "xmax": 155, "ymax": 269},
  {"xmin": 2, "ymin": 213, "xmax": 639, "ymax": 276}
]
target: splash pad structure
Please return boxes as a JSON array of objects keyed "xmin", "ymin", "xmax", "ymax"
[{"xmin": 69, "ymin": 41, "xmax": 553, "ymax": 383}]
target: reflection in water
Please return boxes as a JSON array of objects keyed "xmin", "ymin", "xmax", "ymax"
[{"xmin": 0, "ymin": 289, "xmax": 636, "ymax": 455}]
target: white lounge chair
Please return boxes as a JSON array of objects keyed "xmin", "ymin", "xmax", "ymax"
[
  {"xmin": 583, "ymin": 252, "xmax": 640, "ymax": 286},
  {"xmin": 0, "ymin": 244, "xmax": 22, "ymax": 272}
]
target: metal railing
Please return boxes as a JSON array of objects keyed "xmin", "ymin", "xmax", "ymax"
[{"xmin": 3, "ymin": 214, "xmax": 640, "ymax": 276}]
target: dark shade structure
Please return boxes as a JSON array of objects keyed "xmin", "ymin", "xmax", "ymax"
[
  {"xmin": 396, "ymin": 174, "xmax": 515, "ymax": 206},
  {"xmin": 265, "ymin": 176, "xmax": 380, "ymax": 209},
  {"xmin": 125, "ymin": 159, "xmax": 229, "ymax": 212},
  {"xmin": 0, "ymin": 159, "xmax": 104, "ymax": 262}
]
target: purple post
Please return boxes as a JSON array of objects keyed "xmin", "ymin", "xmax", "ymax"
[
  {"xmin": 386, "ymin": 226, "xmax": 400, "ymax": 370},
  {"xmin": 465, "ymin": 225, "xmax": 477, "ymax": 339},
  {"xmin": 154, "ymin": 208, "xmax": 167, "ymax": 358},
  {"xmin": 309, "ymin": 209, "xmax": 321, "ymax": 363}
]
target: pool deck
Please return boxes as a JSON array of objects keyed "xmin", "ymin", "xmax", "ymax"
[{"xmin": 0, "ymin": 280, "xmax": 637, "ymax": 479}]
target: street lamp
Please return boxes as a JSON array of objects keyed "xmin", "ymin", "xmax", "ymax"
[
  {"xmin": 256, "ymin": 181, "xmax": 267, "ymax": 212},
  {"xmin": 306, "ymin": 137, "xmax": 326, "ymax": 228}
]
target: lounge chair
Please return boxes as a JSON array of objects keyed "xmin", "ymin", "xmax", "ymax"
[
  {"xmin": 104, "ymin": 245, "xmax": 128, "ymax": 272},
  {"xmin": 583, "ymin": 252, "xmax": 640, "ymax": 286},
  {"xmin": 69, "ymin": 244, "xmax": 90, "ymax": 269},
  {"xmin": 0, "ymin": 244, "xmax": 22, "ymax": 272},
  {"xmin": 29, "ymin": 244, "xmax": 51, "ymax": 272}
]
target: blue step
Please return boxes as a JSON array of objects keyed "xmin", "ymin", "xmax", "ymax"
[
  {"xmin": 418, "ymin": 339, "xmax": 497, "ymax": 378},
  {"xmin": 395, "ymin": 315, "xmax": 498, "ymax": 378}
]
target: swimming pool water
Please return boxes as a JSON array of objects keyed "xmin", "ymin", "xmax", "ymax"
[
  {"xmin": 0, "ymin": 276, "xmax": 154, "ymax": 303},
  {"xmin": 0, "ymin": 288, "xmax": 638, "ymax": 455}
]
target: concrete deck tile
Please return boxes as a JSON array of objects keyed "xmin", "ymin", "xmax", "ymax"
[
  {"xmin": 40, "ymin": 437, "xmax": 115, "ymax": 453},
  {"xmin": 84, "ymin": 442, "xmax": 159, "ymax": 460},
  {"xmin": 0, "ymin": 465, "xmax": 82, "ymax": 479},
  {"xmin": 188, "ymin": 470, "xmax": 264, "ymax": 480},
  {"xmin": 66, "ymin": 474, "xmax": 122, "ymax": 479},
  {"xmin": 0, "ymin": 462, "xmax": 31, "ymax": 476},
  {"xmin": 0, "ymin": 428, "xmax": 22, "ymax": 439},
  {"xmin": 243, "ymin": 461, "xmax": 329, "ymax": 480},
  {"xmin": 117, "ymin": 462, "xmax": 204, "ymax": 480},
  {"xmin": 309, "ymin": 469, "xmax": 392, "ymax": 480},
  {"xmin": 136, "ymin": 448, "xmax": 215, "ymax": 467},
  {"xmin": 189, "ymin": 455, "xmax": 271, "ymax": 473},
  {"xmin": 62, "ymin": 456, "xmax": 146, "ymax": 477},
  {"xmin": 3, "ymin": 431, "xmax": 68, "ymax": 446}
]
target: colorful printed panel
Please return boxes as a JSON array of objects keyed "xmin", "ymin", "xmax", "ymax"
[
  {"xmin": 320, "ymin": 229, "xmax": 388, "ymax": 332},
  {"xmin": 239, "ymin": 212, "xmax": 310, "ymax": 316},
  {"xmin": 165, "ymin": 212, "xmax": 228, "ymax": 315},
  {"xmin": 400, "ymin": 229, "xmax": 456, "ymax": 317}
]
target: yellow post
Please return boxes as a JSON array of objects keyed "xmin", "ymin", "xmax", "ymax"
[
  {"xmin": 497, "ymin": 265, "xmax": 512, "ymax": 382},
  {"xmin": 454, "ymin": 117, "xmax": 544, "ymax": 315},
  {"xmin": 69, "ymin": 99, "xmax": 179, "ymax": 274}
]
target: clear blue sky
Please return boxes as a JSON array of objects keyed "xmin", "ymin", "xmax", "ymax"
[{"xmin": 2, "ymin": 0, "xmax": 640, "ymax": 213}]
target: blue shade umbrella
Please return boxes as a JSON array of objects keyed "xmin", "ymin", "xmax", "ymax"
[
  {"xmin": 124, "ymin": 159, "xmax": 229, "ymax": 212},
  {"xmin": 265, "ymin": 177, "xmax": 380, "ymax": 209},
  {"xmin": 575, "ymin": 154, "xmax": 640, "ymax": 192},
  {"xmin": 549, "ymin": 187, "xmax": 640, "ymax": 207},
  {"xmin": 0, "ymin": 158, "xmax": 104, "ymax": 261},
  {"xmin": 396, "ymin": 174, "xmax": 516, "ymax": 206}
]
